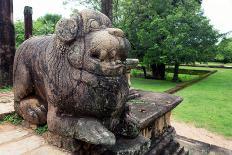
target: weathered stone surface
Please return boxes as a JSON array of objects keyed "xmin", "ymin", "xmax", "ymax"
[
  {"xmin": 0, "ymin": 92, "xmax": 14, "ymax": 119},
  {"xmin": 0, "ymin": 128, "xmax": 29, "ymax": 145},
  {"xmin": 14, "ymin": 9, "xmax": 138, "ymax": 146},
  {"xmin": 47, "ymin": 117, "xmax": 116, "ymax": 146},
  {"xmin": 177, "ymin": 135, "xmax": 232, "ymax": 155},
  {"xmin": 0, "ymin": 135, "xmax": 45, "ymax": 155},
  {"xmin": 0, "ymin": 0, "xmax": 15, "ymax": 86},
  {"xmin": 24, "ymin": 6, "xmax": 33, "ymax": 40},
  {"xmin": 0, "ymin": 103, "xmax": 14, "ymax": 119},
  {"xmin": 129, "ymin": 90, "xmax": 182, "ymax": 129},
  {"xmin": 25, "ymin": 145, "xmax": 70, "ymax": 155},
  {"xmin": 106, "ymin": 135, "xmax": 151, "ymax": 155}
]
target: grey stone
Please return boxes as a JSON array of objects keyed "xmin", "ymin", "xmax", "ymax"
[{"xmin": 106, "ymin": 135, "xmax": 151, "ymax": 155}]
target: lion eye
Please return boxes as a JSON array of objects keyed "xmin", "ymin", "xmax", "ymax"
[{"xmin": 90, "ymin": 20, "xmax": 100, "ymax": 29}]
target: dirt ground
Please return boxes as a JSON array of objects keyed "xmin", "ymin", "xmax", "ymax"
[{"xmin": 171, "ymin": 118, "xmax": 232, "ymax": 150}]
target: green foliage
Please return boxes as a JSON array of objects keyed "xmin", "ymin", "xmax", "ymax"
[
  {"xmin": 35, "ymin": 124, "xmax": 48, "ymax": 135},
  {"xmin": 118, "ymin": 0, "xmax": 219, "ymax": 64},
  {"xmin": 216, "ymin": 37, "xmax": 232, "ymax": 63},
  {"xmin": 15, "ymin": 14, "xmax": 61, "ymax": 47},
  {"xmin": 130, "ymin": 69, "xmax": 144, "ymax": 77},
  {"xmin": 0, "ymin": 85, "xmax": 12, "ymax": 93},
  {"xmin": 33, "ymin": 14, "xmax": 61, "ymax": 35},
  {"xmin": 3, "ymin": 113, "xmax": 23, "ymax": 125},
  {"xmin": 15, "ymin": 20, "xmax": 25, "ymax": 47}
]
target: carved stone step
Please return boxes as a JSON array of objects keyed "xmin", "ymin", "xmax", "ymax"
[
  {"xmin": 106, "ymin": 135, "xmax": 151, "ymax": 155},
  {"xmin": 173, "ymin": 146, "xmax": 184, "ymax": 155},
  {"xmin": 161, "ymin": 140, "xmax": 180, "ymax": 155}
]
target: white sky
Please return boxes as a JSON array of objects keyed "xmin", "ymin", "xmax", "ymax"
[
  {"xmin": 13, "ymin": 0, "xmax": 232, "ymax": 35},
  {"xmin": 13, "ymin": 0, "xmax": 87, "ymax": 20}
]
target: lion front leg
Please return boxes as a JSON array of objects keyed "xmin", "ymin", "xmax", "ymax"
[
  {"xmin": 47, "ymin": 104, "xmax": 116, "ymax": 146},
  {"xmin": 14, "ymin": 63, "xmax": 47, "ymax": 125}
]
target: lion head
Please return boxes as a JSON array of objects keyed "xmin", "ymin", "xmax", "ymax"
[
  {"xmin": 47, "ymin": 10, "xmax": 131, "ymax": 126},
  {"xmin": 55, "ymin": 9, "xmax": 130, "ymax": 77}
]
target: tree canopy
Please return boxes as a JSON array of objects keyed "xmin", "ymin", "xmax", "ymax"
[
  {"xmin": 217, "ymin": 37, "xmax": 232, "ymax": 63},
  {"xmin": 116, "ymin": 0, "xmax": 219, "ymax": 81}
]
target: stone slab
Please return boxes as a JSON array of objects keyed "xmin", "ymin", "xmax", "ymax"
[
  {"xmin": 176, "ymin": 135, "xmax": 232, "ymax": 155},
  {"xmin": 128, "ymin": 91, "xmax": 182, "ymax": 129},
  {"xmin": 106, "ymin": 135, "xmax": 151, "ymax": 155},
  {"xmin": 0, "ymin": 128, "xmax": 29, "ymax": 145},
  {"xmin": 0, "ymin": 135, "xmax": 45, "ymax": 155},
  {"xmin": 24, "ymin": 145, "xmax": 71, "ymax": 155},
  {"xmin": 0, "ymin": 92, "xmax": 14, "ymax": 119},
  {"xmin": 0, "ymin": 123, "xmax": 16, "ymax": 132}
]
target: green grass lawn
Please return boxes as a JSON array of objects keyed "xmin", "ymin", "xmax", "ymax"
[
  {"xmin": 131, "ymin": 77, "xmax": 176, "ymax": 92},
  {"xmin": 131, "ymin": 73, "xmax": 199, "ymax": 92},
  {"xmin": 131, "ymin": 67, "xmax": 232, "ymax": 138},
  {"xmin": 173, "ymin": 67, "xmax": 232, "ymax": 138},
  {"xmin": 194, "ymin": 62, "xmax": 232, "ymax": 67}
]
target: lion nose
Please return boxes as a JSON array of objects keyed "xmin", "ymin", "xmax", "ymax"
[{"xmin": 107, "ymin": 28, "xmax": 125, "ymax": 38}]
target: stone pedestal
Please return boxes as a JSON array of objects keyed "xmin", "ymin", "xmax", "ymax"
[{"xmin": 45, "ymin": 90, "xmax": 188, "ymax": 155}]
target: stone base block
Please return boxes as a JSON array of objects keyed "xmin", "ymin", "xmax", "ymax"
[
  {"xmin": 44, "ymin": 132, "xmax": 150, "ymax": 155},
  {"xmin": 105, "ymin": 135, "xmax": 150, "ymax": 155},
  {"xmin": 44, "ymin": 132, "xmax": 106, "ymax": 154}
]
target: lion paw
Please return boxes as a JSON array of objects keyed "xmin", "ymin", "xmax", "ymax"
[{"xmin": 19, "ymin": 97, "xmax": 47, "ymax": 125}]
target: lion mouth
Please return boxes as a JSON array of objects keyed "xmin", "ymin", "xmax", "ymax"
[{"xmin": 84, "ymin": 58, "xmax": 127, "ymax": 77}]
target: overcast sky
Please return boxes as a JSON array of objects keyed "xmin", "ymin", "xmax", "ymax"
[{"xmin": 13, "ymin": 0, "xmax": 232, "ymax": 35}]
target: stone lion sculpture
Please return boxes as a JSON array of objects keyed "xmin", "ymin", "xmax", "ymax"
[{"xmin": 13, "ymin": 9, "xmax": 139, "ymax": 146}]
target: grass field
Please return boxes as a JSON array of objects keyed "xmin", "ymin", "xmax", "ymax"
[
  {"xmin": 173, "ymin": 67, "xmax": 232, "ymax": 138},
  {"xmin": 131, "ymin": 73, "xmax": 199, "ymax": 92},
  {"xmin": 131, "ymin": 77, "xmax": 176, "ymax": 92},
  {"xmin": 131, "ymin": 67, "xmax": 232, "ymax": 138}
]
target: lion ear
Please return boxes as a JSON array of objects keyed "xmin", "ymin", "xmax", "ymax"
[{"xmin": 55, "ymin": 18, "xmax": 79, "ymax": 43}]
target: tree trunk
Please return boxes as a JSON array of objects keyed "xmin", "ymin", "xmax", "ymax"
[
  {"xmin": 101, "ymin": 0, "xmax": 113, "ymax": 21},
  {"xmin": 24, "ymin": 6, "xmax": 33, "ymax": 40},
  {"xmin": 172, "ymin": 63, "xmax": 179, "ymax": 82},
  {"xmin": 0, "ymin": 0, "xmax": 15, "ymax": 87},
  {"xmin": 151, "ymin": 63, "xmax": 165, "ymax": 80},
  {"xmin": 141, "ymin": 66, "xmax": 147, "ymax": 78}
]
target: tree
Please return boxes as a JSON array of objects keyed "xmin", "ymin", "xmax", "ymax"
[
  {"xmin": 33, "ymin": 14, "xmax": 61, "ymax": 35},
  {"xmin": 15, "ymin": 20, "xmax": 25, "ymax": 47},
  {"xmin": 118, "ymin": 0, "xmax": 219, "ymax": 81},
  {"xmin": 0, "ymin": 0, "xmax": 15, "ymax": 86},
  {"xmin": 101, "ymin": 0, "xmax": 113, "ymax": 21},
  {"xmin": 217, "ymin": 38, "xmax": 232, "ymax": 63},
  {"xmin": 15, "ymin": 14, "xmax": 61, "ymax": 47}
]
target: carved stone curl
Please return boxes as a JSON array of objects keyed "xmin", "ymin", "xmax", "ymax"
[{"xmin": 13, "ymin": 9, "xmax": 139, "ymax": 146}]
